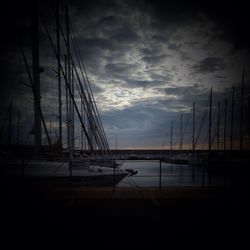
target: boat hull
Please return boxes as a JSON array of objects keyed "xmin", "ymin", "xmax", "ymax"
[{"xmin": 2, "ymin": 160, "xmax": 129, "ymax": 187}]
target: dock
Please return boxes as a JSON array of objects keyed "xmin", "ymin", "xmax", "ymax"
[{"xmin": 2, "ymin": 182, "xmax": 249, "ymax": 248}]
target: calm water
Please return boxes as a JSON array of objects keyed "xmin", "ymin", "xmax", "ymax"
[{"xmin": 118, "ymin": 160, "xmax": 229, "ymax": 187}]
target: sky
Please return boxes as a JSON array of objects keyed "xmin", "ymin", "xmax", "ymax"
[{"xmin": 0, "ymin": 0, "xmax": 250, "ymax": 149}]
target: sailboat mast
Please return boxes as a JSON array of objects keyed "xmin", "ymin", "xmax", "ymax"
[
  {"xmin": 170, "ymin": 120, "xmax": 173, "ymax": 150},
  {"xmin": 88, "ymin": 93, "xmax": 95, "ymax": 154},
  {"xmin": 224, "ymin": 98, "xmax": 228, "ymax": 151},
  {"xmin": 240, "ymin": 70, "xmax": 245, "ymax": 150},
  {"xmin": 180, "ymin": 113, "xmax": 183, "ymax": 151},
  {"xmin": 56, "ymin": 0, "xmax": 62, "ymax": 147},
  {"xmin": 230, "ymin": 86, "xmax": 235, "ymax": 150},
  {"xmin": 71, "ymin": 61, "xmax": 75, "ymax": 150},
  {"xmin": 8, "ymin": 102, "xmax": 12, "ymax": 145},
  {"xmin": 17, "ymin": 111, "xmax": 20, "ymax": 145},
  {"xmin": 208, "ymin": 87, "xmax": 212, "ymax": 151},
  {"xmin": 217, "ymin": 102, "xmax": 221, "ymax": 150},
  {"xmin": 41, "ymin": 13, "xmax": 95, "ymax": 155},
  {"xmin": 81, "ymin": 94, "xmax": 84, "ymax": 151},
  {"xmin": 84, "ymin": 107, "xmax": 87, "ymax": 150},
  {"xmin": 19, "ymin": 36, "xmax": 51, "ymax": 146},
  {"xmin": 64, "ymin": 55, "xmax": 69, "ymax": 150},
  {"xmin": 248, "ymin": 96, "xmax": 250, "ymax": 147},
  {"xmin": 65, "ymin": 5, "xmax": 73, "ymax": 160},
  {"xmin": 31, "ymin": 1, "xmax": 42, "ymax": 151},
  {"xmin": 192, "ymin": 102, "xmax": 195, "ymax": 151}
]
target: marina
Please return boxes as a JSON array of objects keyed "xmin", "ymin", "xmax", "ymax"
[{"xmin": 1, "ymin": 0, "xmax": 250, "ymax": 248}]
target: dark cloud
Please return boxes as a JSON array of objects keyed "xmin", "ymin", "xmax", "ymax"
[
  {"xmin": 192, "ymin": 57, "xmax": 224, "ymax": 73},
  {"xmin": 111, "ymin": 26, "xmax": 140, "ymax": 43},
  {"xmin": 158, "ymin": 84, "xmax": 210, "ymax": 110},
  {"xmin": 201, "ymin": 3, "xmax": 250, "ymax": 52},
  {"xmin": 78, "ymin": 38, "xmax": 113, "ymax": 51},
  {"xmin": 149, "ymin": 72, "xmax": 174, "ymax": 83},
  {"xmin": 1, "ymin": 0, "xmax": 250, "ymax": 148},
  {"xmin": 105, "ymin": 63, "xmax": 135, "ymax": 76},
  {"xmin": 142, "ymin": 54, "xmax": 171, "ymax": 65},
  {"xmin": 144, "ymin": 0, "xmax": 250, "ymax": 51},
  {"xmin": 168, "ymin": 43, "xmax": 181, "ymax": 51},
  {"xmin": 98, "ymin": 15, "xmax": 116, "ymax": 26},
  {"xmin": 164, "ymin": 84, "xmax": 204, "ymax": 96},
  {"xmin": 125, "ymin": 79, "xmax": 163, "ymax": 88}
]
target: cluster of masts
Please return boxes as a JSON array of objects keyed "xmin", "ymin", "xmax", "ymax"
[
  {"xmin": 164, "ymin": 70, "xmax": 250, "ymax": 151},
  {"xmin": 0, "ymin": 1, "xmax": 111, "ymax": 159},
  {"xmin": 1, "ymin": 2, "xmax": 249, "ymax": 154}
]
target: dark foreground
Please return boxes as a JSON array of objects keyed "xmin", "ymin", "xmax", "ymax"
[{"xmin": 1, "ymin": 178, "xmax": 249, "ymax": 249}]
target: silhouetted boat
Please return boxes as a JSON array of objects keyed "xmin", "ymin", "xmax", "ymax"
[
  {"xmin": 2, "ymin": 155, "xmax": 129, "ymax": 186},
  {"xmin": 0, "ymin": 2, "xmax": 134, "ymax": 187}
]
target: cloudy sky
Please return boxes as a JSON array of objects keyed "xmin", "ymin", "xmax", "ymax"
[{"xmin": 1, "ymin": 0, "xmax": 250, "ymax": 149}]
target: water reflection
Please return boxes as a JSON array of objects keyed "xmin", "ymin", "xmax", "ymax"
[{"xmin": 118, "ymin": 160, "xmax": 229, "ymax": 187}]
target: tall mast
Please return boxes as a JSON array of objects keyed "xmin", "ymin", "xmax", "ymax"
[
  {"xmin": 81, "ymin": 94, "xmax": 84, "ymax": 151},
  {"xmin": 230, "ymin": 86, "xmax": 235, "ymax": 150},
  {"xmin": 248, "ymin": 96, "xmax": 250, "ymax": 147},
  {"xmin": 31, "ymin": 1, "xmax": 42, "ymax": 151},
  {"xmin": 217, "ymin": 102, "xmax": 220, "ymax": 150},
  {"xmin": 180, "ymin": 113, "xmax": 183, "ymax": 151},
  {"xmin": 240, "ymin": 70, "xmax": 245, "ymax": 150},
  {"xmin": 192, "ymin": 102, "xmax": 195, "ymax": 151},
  {"xmin": 56, "ymin": 0, "xmax": 62, "ymax": 147},
  {"xmin": 65, "ymin": 5, "xmax": 73, "ymax": 160},
  {"xmin": 71, "ymin": 60, "xmax": 75, "ymax": 150},
  {"xmin": 42, "ymin": 13, "xmax": 94, "ymax": 156},
  {"xmin": 19, "ymin": 38, "xmax": 51, "ymax": 146},
  {"xmin": 224, "ymin": 98, "xmax": 228, "ymax": 151},
  {"xmin": 17, "ymin": 111, "xmax": 20, "ymax": 145},
  {"xmin": 64, "ymin": 55, "xmax": 69, "ymax": 150},
  {"xmin": 88, "ymin": 93, "xmax": 94, "ymax": 153},
  {"xmin": 84, "ymin": 107, "xmax": 87, "ymax": 150},
  {"xmin": 8, "ymin": 102, "xmax": 12, "ymax": 145},
  {"xmin": 208, "ymin": 87, "xmax": 212, "ymax": 151}
]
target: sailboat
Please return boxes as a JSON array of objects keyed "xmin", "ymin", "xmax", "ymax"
[{"xmin": 1, "ymin": 1, "xmax": 132, "ymax": 187}]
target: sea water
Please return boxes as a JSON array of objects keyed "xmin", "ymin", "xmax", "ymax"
[{"xmin": 118, "ymin": 160, "xmax": 229, "ymax": 187}]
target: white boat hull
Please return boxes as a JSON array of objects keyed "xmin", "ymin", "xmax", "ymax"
[{"xmin": 2, "ymin": 160, "xmax": 129, "ymax": 187}]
